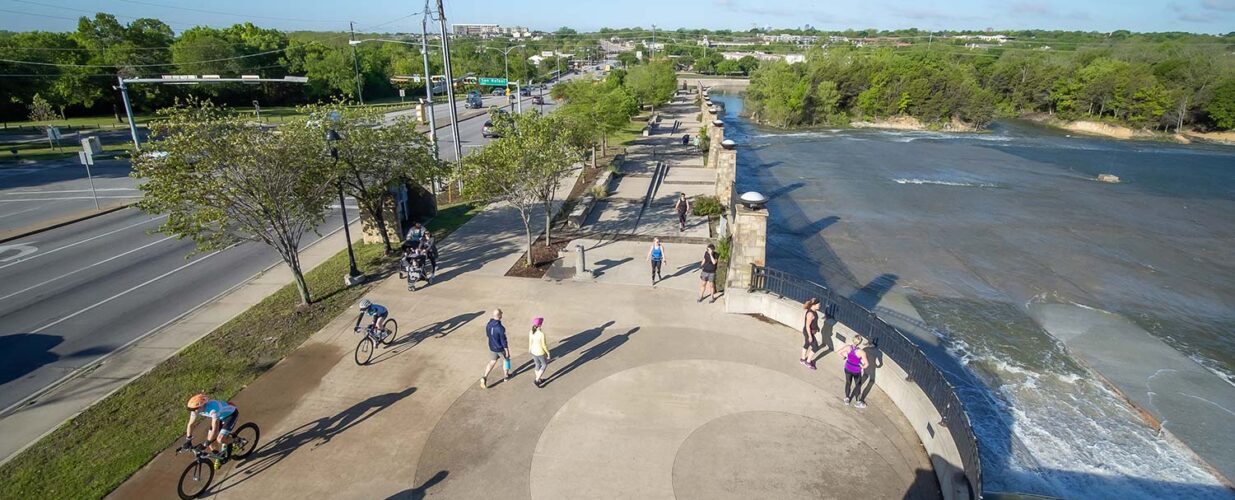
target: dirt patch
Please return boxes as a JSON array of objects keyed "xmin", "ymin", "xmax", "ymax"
[
  {"xmin": 1184, "ymin": 129, "xmax": 1235, "ymax": 145},
  {"xmin": 505, "ymin": 236, "xmax": 572, "ymax": 278}
]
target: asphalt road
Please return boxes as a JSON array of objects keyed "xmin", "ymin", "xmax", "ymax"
[
  {"xmin": 0, "ymin": 70, "xmax": 590, "ymax": 414},
  {"xmin": 0, "ymin": 158, "xmax": 139, "ymax": 237}
]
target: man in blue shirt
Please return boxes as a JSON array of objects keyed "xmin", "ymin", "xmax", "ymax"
[{"xmin": 479, "ymin": 309, "xmax": 510, "ymax": 389}]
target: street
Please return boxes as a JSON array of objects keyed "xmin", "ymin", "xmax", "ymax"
[{"xmin": 0, "ymin": 75, "xmax": 580, "ymax": 415}]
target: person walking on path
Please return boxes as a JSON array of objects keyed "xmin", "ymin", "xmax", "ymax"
[
  {"xmin": 480, "ymin": 309, "xmax": 511, "ymax": 389},
  {"xmin": 528, "ymin": 317, "xmax": 552, "ymax": 388},
  {"xmin": 647, "ymin": 238, "xmax": 666, "ymax": 285},
  {"xmin": 698, "ymin": 244, "xmax": 718, "ymax": 303},
  {"xmin": 800, "ymin": 298, "xmax": 821, "ymax": 370},
  {"xmin": 840, "ymin": 334, "xmax": 870, "ymax": 408},
  {"xmin": 674, "ymin": 193, "xmax": 690, "ymax": 232}
]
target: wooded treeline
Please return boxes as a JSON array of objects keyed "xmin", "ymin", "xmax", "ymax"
[{"xmin": 745, "ymin": 41, "xmax": 1235, "ymax": 131}]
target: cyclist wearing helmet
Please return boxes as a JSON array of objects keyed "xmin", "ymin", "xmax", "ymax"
[
  {"xmin": 183, "ymin": 393, "xmax": 238, "ymax": 468},
  {"xmin": 355, "ymin": 299, "xmax": 388, "ymax": 333}
]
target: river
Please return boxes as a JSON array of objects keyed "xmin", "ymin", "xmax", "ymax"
[{"xmin": 711, "ymin": 92, "xmax": 1235, "ymax": 498}]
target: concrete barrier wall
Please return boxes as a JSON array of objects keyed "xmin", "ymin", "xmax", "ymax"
[{"xmin": 725, "ymin": 287, "xmax": 972, "ymax": 500}]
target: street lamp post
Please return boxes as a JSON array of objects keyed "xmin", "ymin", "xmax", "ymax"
[
  {"xmin": 326, "ymin": 129, "xmax": 363, "ymax": 285},
  {"xmin": 484, "ymin": 45, "xmax": 524, "ymax": 111}
]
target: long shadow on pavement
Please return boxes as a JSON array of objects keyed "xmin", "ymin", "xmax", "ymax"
[
  {"xmin": 208, "ymin": 387, "xmax": 417, "ymax": 495},
  {"xmin": 368, "ymin": 311, "xmax": 485, "ymax": 365},
  {"xmin": 386, "ymin": 470, "xmax": 449, "ymax": 499},
  {"xmin": 543, "ymin": 326, "xmax": 639, "ymax": 386}
]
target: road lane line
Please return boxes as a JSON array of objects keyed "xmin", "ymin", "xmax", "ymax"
[
  {"xmin": 0, "ymin": 196, "xmax": 142, "ymax": 202},
  {"xmin": 0, "ymin": 203, "xmax": 48, "ymax": 220},
  {"xmin": 0, "ymin": 213, "xmax": 165, "ymax": 271},
  {"xmin": 7, "ymin": 188, "xmax": 140, "ymax": 195},
  {"xmin": 30, "ymin": 247, "xmax": 228, "ymax": 334},
  {"xmin": 0, "ymin": 236, "xmax": 176, "ymax": 303}
]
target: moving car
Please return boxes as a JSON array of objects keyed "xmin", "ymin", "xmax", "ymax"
[
  {"xmin": 482, "ymin": 120, "xmax": 499, "ymax": 138},
  {"xmin": 465, "ymin": 94, "xmax": 484, "ymax": 109},
  {"xmin": 519, "ymin": 87, "xmax": 531, "ymax": 97},
  {"xmin": 491, "ymin": 88, "xmax": 505, "ymax": 96},
  {"xmin": 531, "ymin": 95, "xmax": 544, "ymax": 105}
]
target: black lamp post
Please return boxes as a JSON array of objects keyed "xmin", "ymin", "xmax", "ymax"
[{"xmin": 327, "ymin": 129, "xmax": 363, "ymax": 283}]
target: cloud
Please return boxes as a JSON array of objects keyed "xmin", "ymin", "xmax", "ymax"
[
  {"xmin": 1007, "ymin": 1, "xmax": 1092, "ymax": 20},
  {"xmin": 1201, "ymin": 0, "xmax": 1235, "ymax": 11},
  {"xmin": 1171, "ymin": 1, "xmax": 1224, "ymax": 22}
]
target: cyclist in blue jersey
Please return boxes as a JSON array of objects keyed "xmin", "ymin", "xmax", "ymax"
[
  {"xmin": 355, "ymin": 299, "xmax": 389, "ymax": 333},
  {"xmin": 183, "ymin": 393, "xmax": 238, "ymax": 468}
]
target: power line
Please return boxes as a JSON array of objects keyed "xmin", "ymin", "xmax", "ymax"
[
  {"xmin": 114, "ymin": 0, "xmax": 349, "ymax": 25},
  {"xmin": 0, "ymin": 45, "xmax": 294, "ymax": 68}
]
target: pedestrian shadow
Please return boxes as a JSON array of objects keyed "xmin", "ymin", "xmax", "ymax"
[
  {"xmin": 808, "ymin": 317, "xmax": 837, "ymax": 363},
  {"xmin": 368, "ymin": 311, "xmax": 485, "ymax": 365},
  {"xmin": 665, "ymin": 261, "xmax": 701, "ymax": 280},
  {"xmin": 210, "ymin": 387, "xmax": 417, "ymax": 494},
  {"xmin": 508, "ymin": 320, "xmax": 617, "ymax": 380},
  {"xmin": 591, "ymin": 257, "xmax": 632, "ymax": 277},
  {"xmin": 544, "ymin": 326, "xmax": 640, "ymax": 386},
  {"xmin": 386, "ymin": 470, "xmax": 449, "ymax": 499}
]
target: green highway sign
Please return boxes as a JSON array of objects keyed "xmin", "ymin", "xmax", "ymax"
[{"xmin": 478, "ymin": 77, "xmax": 508, "ymax": 86}]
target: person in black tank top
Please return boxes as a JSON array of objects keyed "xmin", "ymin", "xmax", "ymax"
[
  {"xmin": 698, "ymin": 244, "xmax": 718, "ymax": 303},
  {"xmin": 800, "ymin": 298, "xmax": 821, "ymax": 370}
]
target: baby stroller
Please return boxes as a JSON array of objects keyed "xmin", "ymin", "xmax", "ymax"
[{"xmin": 399, "ymin": 245, "xmax": 433, "ymax": 291}]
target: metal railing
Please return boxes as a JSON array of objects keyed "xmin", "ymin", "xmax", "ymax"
[{"xmin": 750, "ymin": 264, "xmax": 982, "ymax": 497}]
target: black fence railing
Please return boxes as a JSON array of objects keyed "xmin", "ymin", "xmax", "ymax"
[{"xmin": 750, "ymin": 264, "xmax": 982, "ymax": 498}]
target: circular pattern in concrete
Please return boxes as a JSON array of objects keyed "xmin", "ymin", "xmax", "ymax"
[
  {"xmin": 672, "ymin": 411, "xmax": 902, "ymax": 500},
  {"xmin": 529, "ymin": 359, "xmax": 911, "ymax": 499}
]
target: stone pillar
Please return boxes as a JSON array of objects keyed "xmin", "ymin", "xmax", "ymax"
[
  {"xmin": 716, "ymin": 146, "xmax": 736, "ymax": 207},
  {"xmin": 708, "ymin": 123, "xmax": 723, "ymax": 169},
  {"xmin": 727, "ymin": 204, "xmax": 768, "ymax": 291}
]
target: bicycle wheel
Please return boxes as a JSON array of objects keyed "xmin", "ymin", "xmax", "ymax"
[
  {"xmin": 354, "ymin": 337, "xmax": 374, "ymax": 365},
  {"xmin": 177, "ymin": 458, "xmax": 214, "ymax": 499},
  {"xmin": 230, "ymin": 423, "xmax": 261, "ymax": 460},
  {"xmin": 380, "ymin": 319, "xmax": 398, "ymax": 346}
]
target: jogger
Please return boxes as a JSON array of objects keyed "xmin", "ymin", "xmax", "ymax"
[{"xmin": 647, "ymin": 237, "xmax": 666, "ymax": 284}]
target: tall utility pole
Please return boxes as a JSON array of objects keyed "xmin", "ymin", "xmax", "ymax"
[
  {"xmin": 651, "ymin": 24, "xmax": 656, "ymax": 60},
  {"xmin": 350, "ymin": 21, "xmax": 364, "ymax": 104},
  {"xmin": 419, "ymin": 11, "xmax": 437, "ymax": 147},
  {"xmin": 436, "ymin": 0, "xmax": 463, "ymax": 169}
]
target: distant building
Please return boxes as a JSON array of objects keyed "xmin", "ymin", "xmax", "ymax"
[
  {"xmin": 953, "ymin": 34, "xmax": 1010, "ymax": 44},
  {"xmin": 452, "ymin": 24, "xmax": 500, "ymax": 37},
  {"xmin": 760, "ymin": 34, "xmax": 819, "ymax": 45},
  {"xmin": 721, "ymin": 51, "xmax": 805, "ymax": 63}
]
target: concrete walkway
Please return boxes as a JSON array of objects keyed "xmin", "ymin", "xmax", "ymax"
[{"xmin": 110, "ymin": 111, "xmax": 937, "ymax": 498}]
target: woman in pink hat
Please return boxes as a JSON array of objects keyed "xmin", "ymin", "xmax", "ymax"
[{"xmin": 529, "ymin": 317, "xmax": 552, "ymax": 388}]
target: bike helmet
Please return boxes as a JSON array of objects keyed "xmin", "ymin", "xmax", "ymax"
[
  {"xmin": 187, "ymin": 393, "xmax": 208, "ymax": 410},
  {"xmin": 358, "ymin": 299, "xmax": 372, "ymax": 310}
]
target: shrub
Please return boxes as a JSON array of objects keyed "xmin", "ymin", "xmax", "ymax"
[
  {"xmin": 692, "ymin": 195, "xmax": 723, "ymax": 216},
  {"xmin": 590, "ymin": 184, "xmax": 609, "ymax": 199},
  {"xmin": 716, "ymin": 236, "xmax": 731, "ymax": 261}
]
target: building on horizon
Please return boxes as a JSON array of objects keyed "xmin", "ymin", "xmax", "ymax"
[{"xmin": 452, "ymin": 23, "xmax": 500, "ymax": 37}]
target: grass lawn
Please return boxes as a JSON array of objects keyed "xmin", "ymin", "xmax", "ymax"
[
  {"xmin": 0, "ymin": 201, "xmax": 478, "ymax": 499},
  {"xmin": 0, "ymin": 142, "xmax": 130, "ymax": 163},
  {"xmin": 608, "ymin": 114, "xmax": 650, "ymax": 148}
]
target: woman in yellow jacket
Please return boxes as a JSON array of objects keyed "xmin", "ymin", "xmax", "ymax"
[{"xmin": 529, "ymin": 317, "xmax": 552, "ymax": 388}]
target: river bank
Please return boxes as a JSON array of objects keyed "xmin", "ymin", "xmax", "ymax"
[{"xmin": 1019, "ymin": 112, "xmax": 1235, "ymax": 146}]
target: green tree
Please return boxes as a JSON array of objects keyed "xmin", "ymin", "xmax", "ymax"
[
  {"xmin": 716, "ymin": 59, "xmax": 741, "ymax": 75},
  {"xmin": 458, "ymin": 112, "xmax": 579, "ymax": 265},
  {"xmin": 307, "ymin": 103, "xmax": 445, "ymax": 253},
  {"xmin": 624, "ymin": 60, "xmax": 677, "ymax": 114},
  {"xmin": 132, "ymin": 99, "xmax": 335, "ymax": 305},
  {"xmin": 737, "ymin": 55, "xmax": 760, "ymax": 75},
  {"xmin": 1206, "ymin": 78, "xmax": 1235, "ymax": 130}
]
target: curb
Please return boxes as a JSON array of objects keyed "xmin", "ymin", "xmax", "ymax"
[{"xmin": 0, "ymin": 202, "xmax": 135, "ymax": 244}]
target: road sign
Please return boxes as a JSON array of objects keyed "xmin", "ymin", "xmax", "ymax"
[
  {"xmin": 478, "ymin": 77, "xmax": 507, "ymax": 86},
  {"xmin": 399, "ymin": 89, "xmax": 406, "ymax": 97}
]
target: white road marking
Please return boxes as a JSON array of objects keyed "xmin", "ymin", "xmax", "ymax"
[
  {"xmin": 0, "ymin": 214, "xmax": 164, "ymax": 270},
  {"xmin": 0, "ymin": 236, "xmax": 175, "ymax": 302},
  {"xmin": 6, "ymin": 188, "xmax": 139, "ymax": 195},
  {"xmin": 0, "ymin": 243, "xmax": 38, "ymax": 262},
  {"xmin": 0, "ymin": 195, "xmax": 142, "ymax": 202},
  {"xmin": 30, "ymin": 247, "xmax": 227, "ymax": 334},
  {"xmin": 0, "ymin": 203, "xmax": 47, "ymax": 220}
]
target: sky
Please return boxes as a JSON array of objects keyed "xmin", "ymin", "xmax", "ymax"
[{"xmin": 1, "ymin": 0, "xmax": 1233, "ymax": 35}]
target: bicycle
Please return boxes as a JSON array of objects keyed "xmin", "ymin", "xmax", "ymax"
[
  {"xmin": 175, "ymin": 422, "xmax": 260, "ymax": 499},
  {"xmin": 354, "ymin": 318, "xmax": 398, "ymax": 365}
]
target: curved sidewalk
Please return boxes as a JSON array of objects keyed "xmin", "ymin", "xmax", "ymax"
[{"xmin": 110, "ymin": 259, "xmax": 938, "ymax": 499}]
